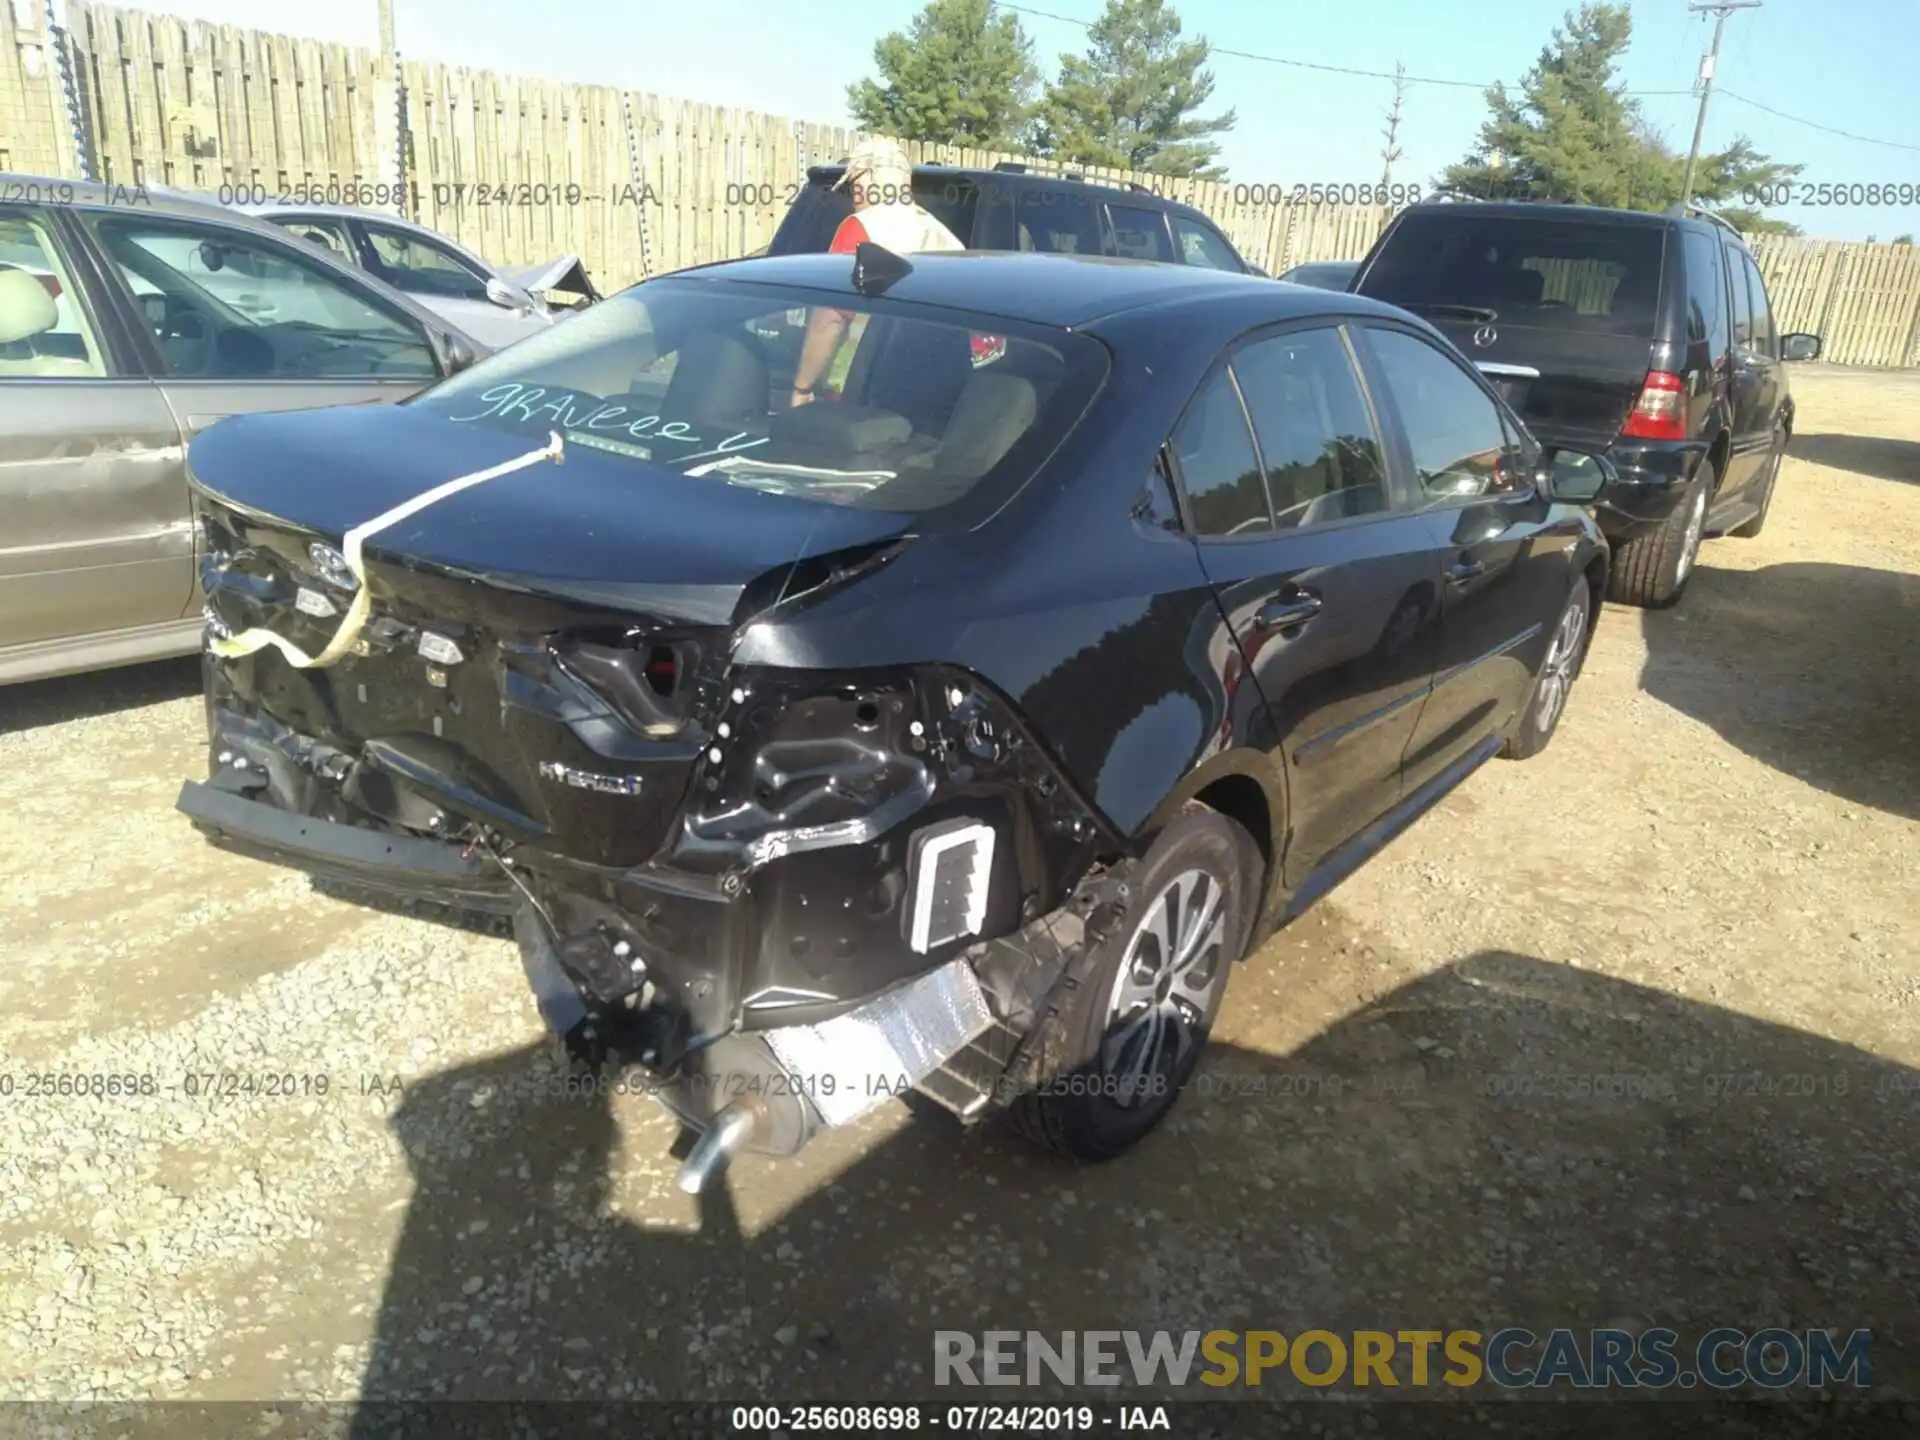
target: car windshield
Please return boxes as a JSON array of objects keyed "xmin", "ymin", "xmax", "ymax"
[
  {"xmin": 1361, "ymin": 213, "xmax": 1666, "ymax": 336},
  {"xmin": 409, "ymin": 277, "xmax": 1108, "ymax": 512}
]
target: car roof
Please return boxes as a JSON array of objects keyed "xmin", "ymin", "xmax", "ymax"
[
  {"xmin": 2, "ymin": 172, "xmax": 277, "ymax": 225},
  {"xmin": 662, "ymin": 249, "xmax": 1405, "ymax": 329},
  {"xmin": 237, "ymin": 201, "xmax": 402, "ymax": 220},
  {"xmin": 1384, "ymin": 198, "xmax": 1757, "ymax": 258},
  {"xmin": 1396, "ymin": 199, "xmax": 1678, "ymax": 227}
]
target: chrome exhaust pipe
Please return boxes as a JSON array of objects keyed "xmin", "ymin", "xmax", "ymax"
[{"xmin": 675, "ymin": 1103, "xmax": 760, "ymax": 1195}]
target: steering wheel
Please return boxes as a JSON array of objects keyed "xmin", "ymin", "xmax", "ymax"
[{"xmin": 149, "ymin": 294, "xmax": 216, "ymax": 376}]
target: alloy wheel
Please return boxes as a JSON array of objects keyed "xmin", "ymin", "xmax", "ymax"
[
  {"xmin": 1533, "ymin": 589, "xmax": 1590, "ymax": 732},
  {"xmin": 1101, "ymin": 868, "xmax": 1226, "ymax": 1108},
  {"xmin": 1674, "ymin": 486, "xmax": 1708, "ymax": 584}
]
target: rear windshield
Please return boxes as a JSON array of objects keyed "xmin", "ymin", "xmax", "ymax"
[
  {"xmin": 1361, "ymin": 213, "xmax": 1666, "ymax": 336},
  {"xmin": 408, "ymin": 277, "xmax": 1108, "ymax": 512},
  {"xmin": 768, "ymin": 174, "xmax": 980, "ymax": 255}
]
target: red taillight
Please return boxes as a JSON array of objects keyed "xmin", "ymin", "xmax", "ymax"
[
  {"xmin": 1619, "ymin": 370, "xmax": 1689, "ymax": 441},
  {"xmin": 643, "ymin": 646, "xmax": 677, "ymax": 696}
]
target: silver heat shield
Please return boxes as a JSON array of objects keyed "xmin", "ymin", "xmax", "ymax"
[{"xmin": 763, "ymin": 958, "xmax": 993, "ymax": 1127}]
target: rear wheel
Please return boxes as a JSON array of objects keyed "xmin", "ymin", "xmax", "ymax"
[
  {"xmin": 1731, "ymin": 426, "xmax": 1785, "ymax": 538},
  {"xmin": 1007, "ymin": 808, "xmax": 1260, "ymax": 1161},
  {"xmin": 1607, "ymin": 462, "xmax": 1710, "ymax": 609}
]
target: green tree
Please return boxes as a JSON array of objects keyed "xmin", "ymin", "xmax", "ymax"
[
  {"xmin": 1033, "ymin": 0, "xmax": 1236, "ymax": 178},
  {"xmin": 846, "ymin": 0, "xmax": 1039, "ymax": 149},
  {"xmin": 1441, "ymin": 3, "xmax": 1802, "ymax": 234},
  {"xmin": 1892, "ymin": 233, "xmax": 1915, "ymax": 245}
]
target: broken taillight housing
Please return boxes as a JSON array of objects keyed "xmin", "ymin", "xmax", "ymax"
[
  {"xmin": 1619, "ymin": 370, "xmax": 1689, "ymax": 441},
  {"xmin": 551, "ymin": 633, "xmax": 691, "ymax": 738}
]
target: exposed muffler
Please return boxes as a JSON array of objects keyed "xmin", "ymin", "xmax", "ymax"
[
  {"xmin": 511, "ymin": 897, "xmax": 998, "ymax": 1193},
  {"xmin": 670, "ymin": 958, "xmax": 995, "ymax": 1192}
]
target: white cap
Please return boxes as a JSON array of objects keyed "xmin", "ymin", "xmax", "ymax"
[{"xmin": 834, "ymin": 136, "xmax": 912, "ymax": 197}]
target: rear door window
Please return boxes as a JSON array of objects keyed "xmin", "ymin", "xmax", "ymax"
[
  {"xmin": 1103, "ymin": 204, "xmax": 1174, "ymax": 262},
  {"xmin": 1168, "ymin": 368, "xmax": 1270, "ymax": 537},
  {"xmin": 1360, "ymin": 213, "xmax": 1665, "ymax": 335},
  {"xmin": 1727, "ymin": 241, "xmax": 1754, "ymax": 348},
  {"xmin": 1229, "ymin": 327, "xmax": 1389, "ymax": 527},
  {"xmin": 1740, "ymin": 251, "xmax": 1776, "ymax": 357},
  {"xmin": 1682, "ymin": 228, "xmax": 1729, "ymax": 354}
]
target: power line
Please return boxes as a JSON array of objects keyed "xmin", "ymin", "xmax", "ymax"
[
  {"xmin": 1717, "ymin": 89, "xmax": 1920, "ymax": 154},
  {"xmin": 996, "ymin": 0, "xmax": 1920, "ymax": 156},
  {"xmin": 995, "ymin": 2, "xmax": 1492, "ymax": 88}
]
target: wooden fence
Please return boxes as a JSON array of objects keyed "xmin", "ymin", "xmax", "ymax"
[{"xmin": 6, "ymin": 1, "xmax": 1920, "ymax": 367}]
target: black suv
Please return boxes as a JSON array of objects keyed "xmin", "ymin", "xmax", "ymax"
[
  {"xmin": 1352, "ymin": 201, "xmax": 1822, "ymax": 607},
  {"xmin": 768, "ymin": 160, "xmax": 1261, "ymax": 275}
]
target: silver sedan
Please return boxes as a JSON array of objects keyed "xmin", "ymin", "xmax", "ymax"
[{"xmin": 237, "ymin": 204, "xmax": 599, "ymax": 350}]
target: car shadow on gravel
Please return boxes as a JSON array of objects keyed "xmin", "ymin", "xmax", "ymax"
[
  {"xmin": 1639, "ymin": 562, "xmax": 1920, "ymax": 820},
  {"xmin": 0, "ymin": 656, "xmax": 202, "ymax": 737},
  {"xmin": 348, "ymin": 951, "xmax": 1915, "ymax": 1415},
  {"xmin": 1788, "ymin": 433, "xmax": 1920, "ymax": 486}
]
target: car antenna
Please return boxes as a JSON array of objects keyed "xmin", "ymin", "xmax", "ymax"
[{"xmin": 852, "ymin": 240, "xmax": 913, "ymax": 296}]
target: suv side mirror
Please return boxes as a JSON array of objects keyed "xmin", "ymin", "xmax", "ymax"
[
  {"xmin": 1781, "ymin": 332, "xmax": 1822, "ymax": 362},
  {"xmin": 1538, "ymin": 447, "xmax": 1615, "ymax": 503}
]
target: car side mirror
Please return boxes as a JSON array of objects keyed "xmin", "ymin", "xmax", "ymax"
[
  {"xmin": 1781, "ymin": 332, "xmax": 1821, "ymax": 362},
  {"xmin": 484, "ymin": 276, "xmax": 528, "ymax": 311},
  {"xmin": 1538, "ymin": 447, "xmax": 1615, "ymax": 504},
  {"xmin": 443, "ymin": 333, "xmax": 478, "ymax": 374}
]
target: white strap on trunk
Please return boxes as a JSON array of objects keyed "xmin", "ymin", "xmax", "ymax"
[{"xmin": 207, "ymin": 430, "xmax": 567, "ymax": 671}]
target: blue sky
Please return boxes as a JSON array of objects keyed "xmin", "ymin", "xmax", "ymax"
[{"xmin": 144, "ymin": 0, "xmax": 1918, "ymax": 241}]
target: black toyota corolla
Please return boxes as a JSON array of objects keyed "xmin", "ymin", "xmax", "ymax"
[{"xmin": 179, "ymin": 246, "xmax": 1611, "ymax": 1189}]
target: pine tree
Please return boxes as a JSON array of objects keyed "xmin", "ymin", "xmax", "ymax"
[
  {"xmin": 1442, "ymin": 3, "xmax": 1801, "ymax": 234},
  {"xmin": 846, "ymin": 0, "xmax": 1039, "ymax": 149},
  {"xmin": 1034, "ymin": 0, "xmax": 1236, "ymax": 178}
]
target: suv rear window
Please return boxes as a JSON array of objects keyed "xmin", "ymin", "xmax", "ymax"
[
  {"xmin": 1361, "ymin": 213, "xmax": 1666, "ymax": 337},
  {"xmin": 409, "ymin": 278, "xmax": 1108, "ymax": 513},
  {"xmin": 768, "ymin": 174, "xmax": 980, "ymax": 255}
]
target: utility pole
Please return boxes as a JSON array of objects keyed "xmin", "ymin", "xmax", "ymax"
[
  {"xmin": 376, "ymin": 0, "xmax": 410, "ymax": 216},
  {"xmin": 1679, "ymin": 0, "xmax": 1761, "ymax": 206},
  {"xmin": 1379, "ymin": 62, "xmax": 1406, "ymax": 195}
]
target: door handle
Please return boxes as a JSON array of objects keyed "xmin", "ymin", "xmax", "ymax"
[
  {"xmin": 1445, "ymin": 557, "xmax": 1486, "ymax": 586},
  {"xmin": 1253, "ymin": 590, "xmax": 1323, "ymax": 631}
]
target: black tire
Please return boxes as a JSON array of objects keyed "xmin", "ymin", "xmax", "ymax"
[
  {"xmin": 1606, "ymin": 462, "xmax": 1711, "ymax": 609},
  {"xmin": 1502, "ymin": 572, "xmax": 1594, "ymax": 761},
  {"xmin": 1006, "ymin": 808, "xmax": 1261, "ymax": 1161},
  {"xmin": 1731, "ymin": 426, "xmax": 1785, "ymax": 538}
]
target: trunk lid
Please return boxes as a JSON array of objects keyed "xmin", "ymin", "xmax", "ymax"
[{"xmin": 190, "ymin": 404, "xmax": 914, "ymax": 867}]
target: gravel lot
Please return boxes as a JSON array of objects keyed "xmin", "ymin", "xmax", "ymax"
[{"xmin": 0, "ymin": 368, "xmax": 1914, "ymax": 1406}]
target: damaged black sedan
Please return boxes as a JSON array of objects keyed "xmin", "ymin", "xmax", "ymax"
[{"xmin": 178, "ymin": 247, "xmax": 1611, "ymax": 1190}]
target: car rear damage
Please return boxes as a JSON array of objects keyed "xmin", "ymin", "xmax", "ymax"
[{"xmin": 176, "ymin": 417, "xmax": 1127, "ymax": 1192}]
